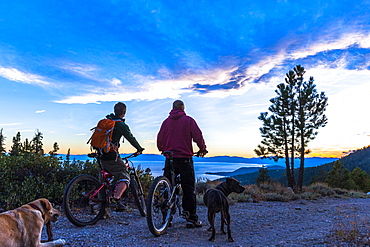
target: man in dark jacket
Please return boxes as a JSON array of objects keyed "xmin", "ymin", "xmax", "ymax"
[
  {"xmin": 157, "ymin": 100, "xmax": 207, "ymax": 227},
  {"xmin": 101, "ymin": 102, "xmax": 144, "ymax": 211}
]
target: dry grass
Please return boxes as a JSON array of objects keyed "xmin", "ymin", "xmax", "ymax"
[
  {"xmin": 330, "ymin": 206, "xmax": 370, "ymax": 246},
  {"xmin": 195, "ymin": 180, "xmax": 369, "ymax": 204}
]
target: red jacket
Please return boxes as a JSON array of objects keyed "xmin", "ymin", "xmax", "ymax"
[{"xmin": 157, "ymin": 109, "xmax": 206, "ymax": 158}]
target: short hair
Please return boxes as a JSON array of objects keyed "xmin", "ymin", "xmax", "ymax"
[
  {"xmin": 173, "ymin": 100, "xmax": 184, "ymax": 109},
  {"xmin": 114, "ymin": 102, "xmax": 126, "ymax": 116}
]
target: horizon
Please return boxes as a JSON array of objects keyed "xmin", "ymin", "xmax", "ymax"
[{"xmin": 1, "ymin": 1, "xmax": 370, "ymax": 158}]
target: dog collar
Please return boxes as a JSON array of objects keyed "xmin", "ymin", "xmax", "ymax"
[{"xmin": 28, "ymin": 203, "xmax": 42, "ymax": 212}]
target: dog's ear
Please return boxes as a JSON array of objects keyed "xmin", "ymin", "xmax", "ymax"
[{"xmin": 39, "ymin": 198, "xmax": 52, "ymax": 212}]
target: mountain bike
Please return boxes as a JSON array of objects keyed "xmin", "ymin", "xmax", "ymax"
[
  {"xmin": 62, "ymin": 152, "xmax": 146, "ymax": 227},
  {"xmin": 146, "ymin": 151, "xmax": 188, "ymax": 236}
]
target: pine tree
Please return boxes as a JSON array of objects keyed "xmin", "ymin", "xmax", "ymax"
[
  {"xmin": 65, "ymin": 148, "xmax": 71, "ymax": 164},
  {"xmin": 255, "ymin": 82, "xmax": 296, "ymax": 188},
  {"xmin": 49, "ymin": 142, "xmax": 59, "ymax": 156},
  {"xmin": 22, "ymin": 138, "xmax": 32, "ymax": 153},
  {"xmin": 255, "ymin": 65, "xmax": 328, "ymax": 191},
  {"xmin": 295, "ymin": 66, "xmax": 328, "ymax": 191},
  {"xmin": 31, "ymin": 129, "xmax": 44, "ymax": 155},
  {"xmin": 325, "ymin": 161, "xmax": 350, "ymax": 189},
  {"xmin": 0, "ymin": 128, "xmax": 5, "ymax": 154},
  {"xmin": 10, "ymin": 132, "xmax": 22, "ymax": 156},
  {"xmin": 256, "ymin": 165, "xmax": 271, "ymax": 185},
  {"xmin": 348, "ymin": 167, "xmax": 370, "ymax": 192}
]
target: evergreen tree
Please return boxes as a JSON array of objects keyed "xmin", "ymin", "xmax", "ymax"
[
  {"xmin": 31, "ymin": 129, "xmax": 44, "ymax": 155},
  {"xmin": 49, "ymin": 142, "xmax": 59, "ymax": 157},
  {"xmin": 22, "ymin": 138, "xmax": 32, "ymax": 153},
  {"xmin": 256, "ymin": 165, "xmax": 271, "ymax": 185},
  {"xmin": 348, "ymin": 167, "xmax": 370, "ymax": 192},
  {"xmin": 255, "ymin": 65, "xmax": 328, "ymax": 191},
  {"xmin": 65, "ymin": 148, "xmax": 71, "ymax": 165},
  {"xmin": 0, "ymin": 128, "xmax": 5, "ymax": 154},
  {"xmin": 325, "ymin": 161, "xmax": 350, "ymax": 189},
  {"xmin": 295, "ymin": 66, "xmax": 328, "ymax": 191},
  {"xmin": 10, "ymin": 132, "xmax": 22, "ymax": 156},
  {"xmin": 255, "ymin": 82, "xmax": 297, "ymax": 188}
]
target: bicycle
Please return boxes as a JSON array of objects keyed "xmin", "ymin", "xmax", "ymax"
[
  {"xmin": 62, "ymin": 152, "xmax": 146, "ymax": 227},
  {"xmin": 146, "ymin": 151, "xmax": 201, "ymax": 236}
]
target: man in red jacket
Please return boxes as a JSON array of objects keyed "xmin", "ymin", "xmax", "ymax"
[{"xmin": 157, "ymin": 100, "xmax": 207, "ymax": 228}]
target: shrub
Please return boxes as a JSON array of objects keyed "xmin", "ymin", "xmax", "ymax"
[
  {"xmin": 196, "ymin": 178, "xmax": 218, "ymax": 194},
  {"xmin": 307, "ymin": 182, "xmax": 335, "ymax": 197},
  {"xmin": 0, "ymin": 153, "xmax": 99, "ymax": 210},
  {"xmin": 300, "ymin": 192, "xmax": 321, "ymax": 200},
  {"xmin": 229, "ymin": 191, "xmax": 252, "ymax": 203},
  {"xmin": 263, "ymin": 193, "xmax": 290, "ymax": 202}
]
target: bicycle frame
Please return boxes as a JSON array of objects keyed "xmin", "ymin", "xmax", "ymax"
[
  {"xmin": 86, "ymin": 152, "xmax": 142, "ymax": 202},
  {"xmin": 162, "ymin": 151, "xmax": 183, "ymax": 214}
]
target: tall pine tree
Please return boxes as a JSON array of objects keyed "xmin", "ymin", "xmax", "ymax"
[{"xmin": 255, "ymin": 65, "xmax": 328, "ymax": 191}]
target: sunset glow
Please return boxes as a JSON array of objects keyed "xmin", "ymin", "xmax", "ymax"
[{"xmin": 1, "ymin": 1, "xmax": 369, "ymax": 158}]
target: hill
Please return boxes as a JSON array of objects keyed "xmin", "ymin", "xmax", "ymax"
[
  {"xmin": 233, "ymin": 146, "xmax": 370, "ymax": 186},
  {"xmin": 206, "ymin": 165, "xmax": 284, "ymax": 176}
]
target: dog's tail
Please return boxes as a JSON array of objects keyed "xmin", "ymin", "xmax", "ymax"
[{"xmin": 221, "ymin": 210, "xmax": 228, "ymax": 225}]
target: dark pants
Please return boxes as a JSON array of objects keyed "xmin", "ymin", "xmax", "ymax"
[{"xmin": 163, "ymin": 158, "xmax": 198, "ymax": 221}]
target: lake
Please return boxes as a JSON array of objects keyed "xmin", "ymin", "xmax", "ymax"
[
  {"xmin": 63, "ymin": 154, "xmax": 337, "ymax": 181},
  {"xmin": 131, "ymin": 160, "xmax": 266, "ymax": 180}
]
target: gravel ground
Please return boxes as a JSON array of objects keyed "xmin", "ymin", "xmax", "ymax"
[{"xmin": 46, "ymin": 197, "xmax": 370, "ymax": 247}]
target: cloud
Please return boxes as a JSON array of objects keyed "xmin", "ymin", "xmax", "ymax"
[
  {"xmin": 0, "ymin": 123, "xmax": 22, "ymax": 126},
  {"xmin": 46, "ymin": 28, "xmax": 370, "ymax": 104},
  {"xmin": 0, "ymin": 67, "xmax": 50, "ymax": 85},
  {"xmin": 35, "ymin": 110, "xmax": 45, "ymax": 114},
  {"xmin": 60, "ymin": 63, "xmax": 98, "ymax": 78},
  {"xmin": 110, "ymin": 78, "xmax": 122, "ymax": 86}
]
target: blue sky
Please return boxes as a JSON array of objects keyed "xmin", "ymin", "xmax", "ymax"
[{"xmin": 1, "ymin": 0, "xmax": 369, "ymax": 157}]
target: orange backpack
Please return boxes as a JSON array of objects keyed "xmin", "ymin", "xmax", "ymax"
[{"xmin": 87, "ymin": 118, "xmax": 122, "ymax": 153}]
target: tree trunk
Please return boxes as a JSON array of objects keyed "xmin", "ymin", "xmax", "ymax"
[
  {"xmin": 297, "ymin": 131, "xmax": 305, "ymax": 192},
  {"xmin": 283, "ymin": 117, "xmax": 295, "ymax": 188}
]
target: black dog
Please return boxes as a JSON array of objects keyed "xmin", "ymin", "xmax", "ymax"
[{"xmin": 203, "ymin": 177, "xmax": 245, "ymax": 242}]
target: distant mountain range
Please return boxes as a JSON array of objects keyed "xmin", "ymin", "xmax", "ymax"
[
  {"xmin": 59, "ymin": 153, "xmax": 337, "ymax": 168},
  {"xmin": 231, "ymin": 146, "xmax": 370, "ymax": 186}
]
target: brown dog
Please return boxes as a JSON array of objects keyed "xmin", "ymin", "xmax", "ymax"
[
  {"xmin": 0, "ymin": 198, "xmax": 65, "ymax": 247},
  {"xmin": 203, "ymin": 177, "xmax": 245, "ymax": 242}
]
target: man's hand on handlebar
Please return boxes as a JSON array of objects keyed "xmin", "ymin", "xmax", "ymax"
[{"xmin": 196, "ymin": 150, "xmax": 208, "ymax": 157}]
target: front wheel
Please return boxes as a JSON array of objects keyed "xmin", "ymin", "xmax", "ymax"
[
  {"xmin": 146, "ymin": 176, "xmax": 172, "ymax": 237},
  {"xmin": 130, "ymin": 175, "xmax": 146, "ymax": 217},
  {"xmin": 62, "ymin": 174, "xmax": 106, "ymax": 227}
]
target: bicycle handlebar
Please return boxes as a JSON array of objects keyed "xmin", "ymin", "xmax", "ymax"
[
  {"xmin": 161, "ymin": 150, "xmax": 208, "ymax": 158},
  {"xmin": 87, "ymin": 152, "xmax": 141, "ymax": 159}
]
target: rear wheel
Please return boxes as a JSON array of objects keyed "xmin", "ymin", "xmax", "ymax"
[
  {"xmin": 130, "ymin": 175, "xmax": 146, "ymax": 217},
  {"xmin": 62, "ymin": 174, "xmax": 106, "ymax": 226},
  {"xmin": 146, "ymin": 176, "xmax": 172, "ymax": 236}
]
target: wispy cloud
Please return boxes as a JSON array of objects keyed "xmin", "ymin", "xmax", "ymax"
[
  {"xmin": 60, "ymin": 63, "xmax": 98, "ymax": 78},
  {"xmin": 35, "ymin": 110, "xmax": 45, "ymax": 114},
  {"xmin": 0, "ymin": 67, "xmax": 50, "ymax": 85},
  {"xmin": 0, "ymin": 123, "xmax": 22, "ymax": 126},
  {"xmin": 18, "ymin": 27, "xmax": 370, "ymax": 105}
]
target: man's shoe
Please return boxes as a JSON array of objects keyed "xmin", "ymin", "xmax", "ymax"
[
  {"xmin": 110, "ymin": 198, "xmax": 127, "ymax": 212},
  {"xmin": 186, "ymin": 219, "xmax": 203, "ymax": 228}
]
